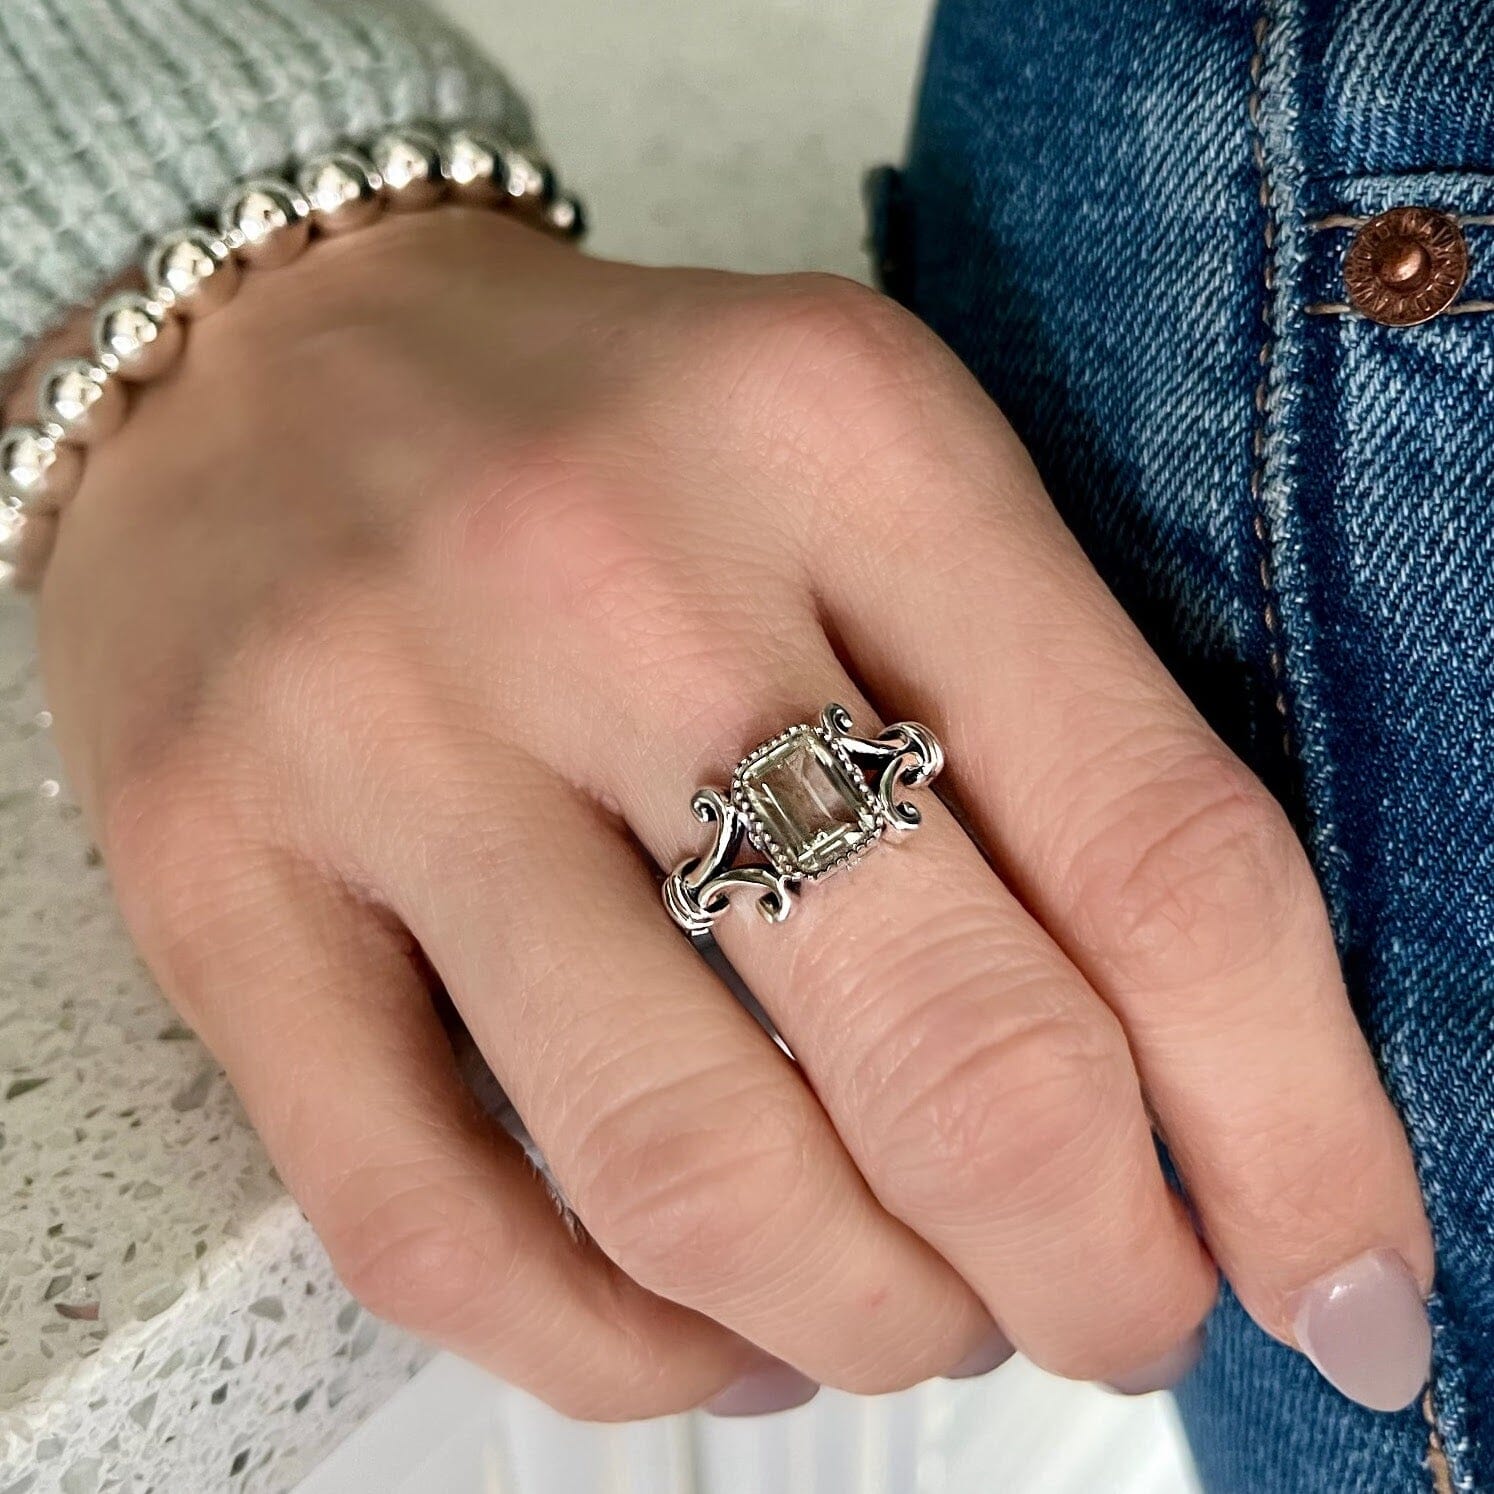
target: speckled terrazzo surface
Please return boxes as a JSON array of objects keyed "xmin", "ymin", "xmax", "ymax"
[{"xmin": 0, "ymin": 601, "xmax": 426, "ymax": 1494}]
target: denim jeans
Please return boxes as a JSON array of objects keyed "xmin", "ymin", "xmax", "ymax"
[{"xmin": 873, "ymin": 1, "xmax": 1494, "ymax": 1489}]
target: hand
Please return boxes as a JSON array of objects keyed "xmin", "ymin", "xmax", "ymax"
[{"xmin": 28, "ymin": 208, "xmax": 1433, "ymax": 1417}]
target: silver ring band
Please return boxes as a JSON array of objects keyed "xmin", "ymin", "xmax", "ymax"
[{"xmin": 663, "ymin": 702, "xmax": 944, "ymax": 937}]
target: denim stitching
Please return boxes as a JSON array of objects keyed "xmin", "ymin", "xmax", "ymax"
[
  {"xmin": 1247, "ymin": 9, "xmax": 1292, "ymax": 759},
  {"xmin": 1428, "ymin": 1389, "xmax": 1457, "ymax": 1494},
  {"xmin": 1309, "ymin": 214, "xmax": 1494, "ymax": 230},
  {"xmin": 1304, "ymin": 300, "xmax": 1494, "ymax": 316}
]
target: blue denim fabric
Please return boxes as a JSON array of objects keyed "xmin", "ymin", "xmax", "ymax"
[{"xmin": 876, "ymin": 1, "xmax": 1494, "ymax": 1489}]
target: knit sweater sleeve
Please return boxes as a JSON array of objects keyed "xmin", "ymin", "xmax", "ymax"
[{"xmin": 0, "ymin": 0, "xmax": 531, "ymax": 375}]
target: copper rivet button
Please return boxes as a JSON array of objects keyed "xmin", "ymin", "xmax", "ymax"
[{"xmin": 1344, "ymin": 206, "xmax": 1468, "ymax": 326}]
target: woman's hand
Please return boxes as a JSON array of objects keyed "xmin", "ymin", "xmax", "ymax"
[{"xmin": 26, "ymin": 209, "xmax": 1433, "ymax": 1417}]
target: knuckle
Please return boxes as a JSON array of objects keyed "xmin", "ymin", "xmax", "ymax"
[
  {"xmin": 751, "ymin": 272, "xmax": 913, "ymax": 351},
  {"xmin": 99, "ymin": 582, "xmax": 416, "ymax": 901},
  {"xmin": 333, "ymin": 1216, "xmax": 494, "ymax": 1336},
  {"xmin": 226, "ymin": 571, "xmax": 464, "ymax": 795},
  {"xmin": 694, "ymin": 272, "xmax": 935, "ymax": 419},
  {"xmin": 541, "ymin": 1378, "xmax": 691, "ymax": 1426},
  {"xmin": 453, "ymin": 453, "xmax": 695, "ymax": 640},
  {"xmin": 706, "ymin": 271, "xmax": 896, "ymax": 348},
  {"xmin": 1046, "ymin": 1265, "xmax": 1215, "ymax": 1385},
  {"xmin": 573, "ymin": 1078, "xmax": 812, "ymax": 1299},
  {"xmin": 1015, "ymin": 1263, "xmax": 1214, "ymax": 1386},
  {"xmin": 99, "ymin": 739, "xmax": 270, "ymax": 979},
  {"xmin": 1036, "ymin": 1326, "xmax": 1185, "ymax": 1387},
  {"xmin": 1066, "ymin": 749, "xmax": 1308, "ymax": 989},
  {"xmin": 101, "ymin": 744, "xmax": 230, "ymax": 884},
  {"xmin": 703, "ymin": 274, "xmax": 987, "ymax": 539},
  {"xmin": 861, "ymin": 970, "xmax": 1129, "ymax": 1220},
  {"xmin": 452, "ymin": 450, "xmax": 624, "ymax": 595},
  {"xmin": 1025, "ymin": 1340, "xmax": 1098, "ymax": 1384},
  {"xmin": 234, "ymin": 568, "xmax": 410, "ymax": 719}
]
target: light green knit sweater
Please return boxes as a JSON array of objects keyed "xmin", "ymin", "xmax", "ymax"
[{"xmin": 0, "ymin": 0, "xmax": 529, "ymax": 374}]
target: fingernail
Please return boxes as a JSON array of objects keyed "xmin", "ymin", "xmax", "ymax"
[
  {"xmin": 1104, "ymin": 1327, "xmax": 1206, "ymax": 1395},
  {"xmin": 704, "ymin": 1360, "xmax": 820, "ymax": 1418},
  {"xmin": 1290, "ymin": 1249, "xmax": 1431, "ymax": 1413},
  {"xmin": 946, "ymin": 1327, "xmax": 1016, "ymax": 1380}
]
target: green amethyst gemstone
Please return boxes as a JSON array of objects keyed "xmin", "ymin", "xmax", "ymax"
[{"xmin": 736, "ymin": 729, "xmax": 879, "ymax": 877}]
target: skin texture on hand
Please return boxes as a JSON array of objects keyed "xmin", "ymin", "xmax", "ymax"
[{"xmin": 21, "ymin": 209, "xmax": 1435, "ymax": 1419}]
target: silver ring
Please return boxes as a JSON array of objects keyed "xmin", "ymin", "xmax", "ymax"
[{"xmin": 663, "ymin": 703, "xmax": 944, "ymax": 936}]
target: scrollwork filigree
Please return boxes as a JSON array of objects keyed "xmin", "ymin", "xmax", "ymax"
[
  {"xmin": 820, "ymin": 706, "xmax": 944, "ymax": 831},
  {"xmin": 663, "ymin": 788, "xmax": 797, "ymax": 936}
]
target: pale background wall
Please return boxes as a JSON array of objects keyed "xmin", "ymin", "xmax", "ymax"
[{"xmin": 434, "ymin": 0, "xmax": 936, "ymax": 279}]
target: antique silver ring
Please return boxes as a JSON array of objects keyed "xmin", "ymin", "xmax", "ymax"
[{"xmin": 663, "ymin": 703, "xmax": 944, "ymax": 937}]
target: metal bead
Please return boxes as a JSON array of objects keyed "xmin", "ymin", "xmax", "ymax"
[
  {"xmin": 94, "ymin": 292, "xmax": 184, "ymax": 383},
  {"xmin": 146, "ymin": 227, "xmax": 241, "ymax": 319},
  {"xmin": 368, "ymin": 126, "xmax": 447, "ymax": 212},
  {"xmin": 441, "ymin": 127, "xmax": 506, "ymax": 205},
  {"xmin": 297, "ymin": 150, "xmax": 385, "ymax": 235},
  {"xmin": 500, "ymin": 147, "xmax": 557, "ymax": 210},
  {"xmin": 0, "ymin": 425, "xmax": 84, "ymax": 512},
  {"xmin": 36, "ymin": 359, "xmax": 126, "ymax": 446},
  {"xmin": 220, "ymin": 178, "xmax": 311, "ymax": 268},
  {"xmin": 544, "ymin": 194, "xmax": 588, "ymax": 240}
]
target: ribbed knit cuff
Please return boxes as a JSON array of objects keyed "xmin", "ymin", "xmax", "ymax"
[{"xmin": 0, "ymin": 0, "xmax": 531, "ymax": 375}]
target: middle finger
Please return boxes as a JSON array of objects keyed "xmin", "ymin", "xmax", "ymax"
[{"xmin": 354, "ymin": 748, "xmax": 991, "ymax": 1393}]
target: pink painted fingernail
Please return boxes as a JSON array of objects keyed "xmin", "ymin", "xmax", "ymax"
[
  {"xmin": 946, "ymin": 1327, "xmax": 1016, "ymax": 1379},
  {"xmin": 1290, "ymin": 1249, "xmax": 1431, "ymax": 1413},
  {"xmin": 704, "ymin": 1360, "xmax": 820, "ymax": 1417},
  {"xmin": 1104, "ymin": 1327, "xmax": 1206, "ymax": 1395}
]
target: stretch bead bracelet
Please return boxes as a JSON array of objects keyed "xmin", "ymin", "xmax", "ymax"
[{"xmin": 0, "ymin": 123, "xmax": 585, "ymax": 591}]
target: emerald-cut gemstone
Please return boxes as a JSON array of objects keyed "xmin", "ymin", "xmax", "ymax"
[{"xmin": 737, "ymin": 729, "xmax": 878, "ymax": 876}]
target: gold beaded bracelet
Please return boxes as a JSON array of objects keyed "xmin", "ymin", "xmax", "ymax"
[{"xmin": 0, "ymin": 123, "xmax": 584, "ymax": 591}]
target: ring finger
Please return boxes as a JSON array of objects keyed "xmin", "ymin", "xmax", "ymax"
[{"xmin": 586, "ymin": 617, "xmax": 1218, "ymax": 1385}]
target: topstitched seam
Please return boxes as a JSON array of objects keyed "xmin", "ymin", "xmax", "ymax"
[{"xmin": 1246, "ymin": 9, "xmax": 1291, "ymax": 760}]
